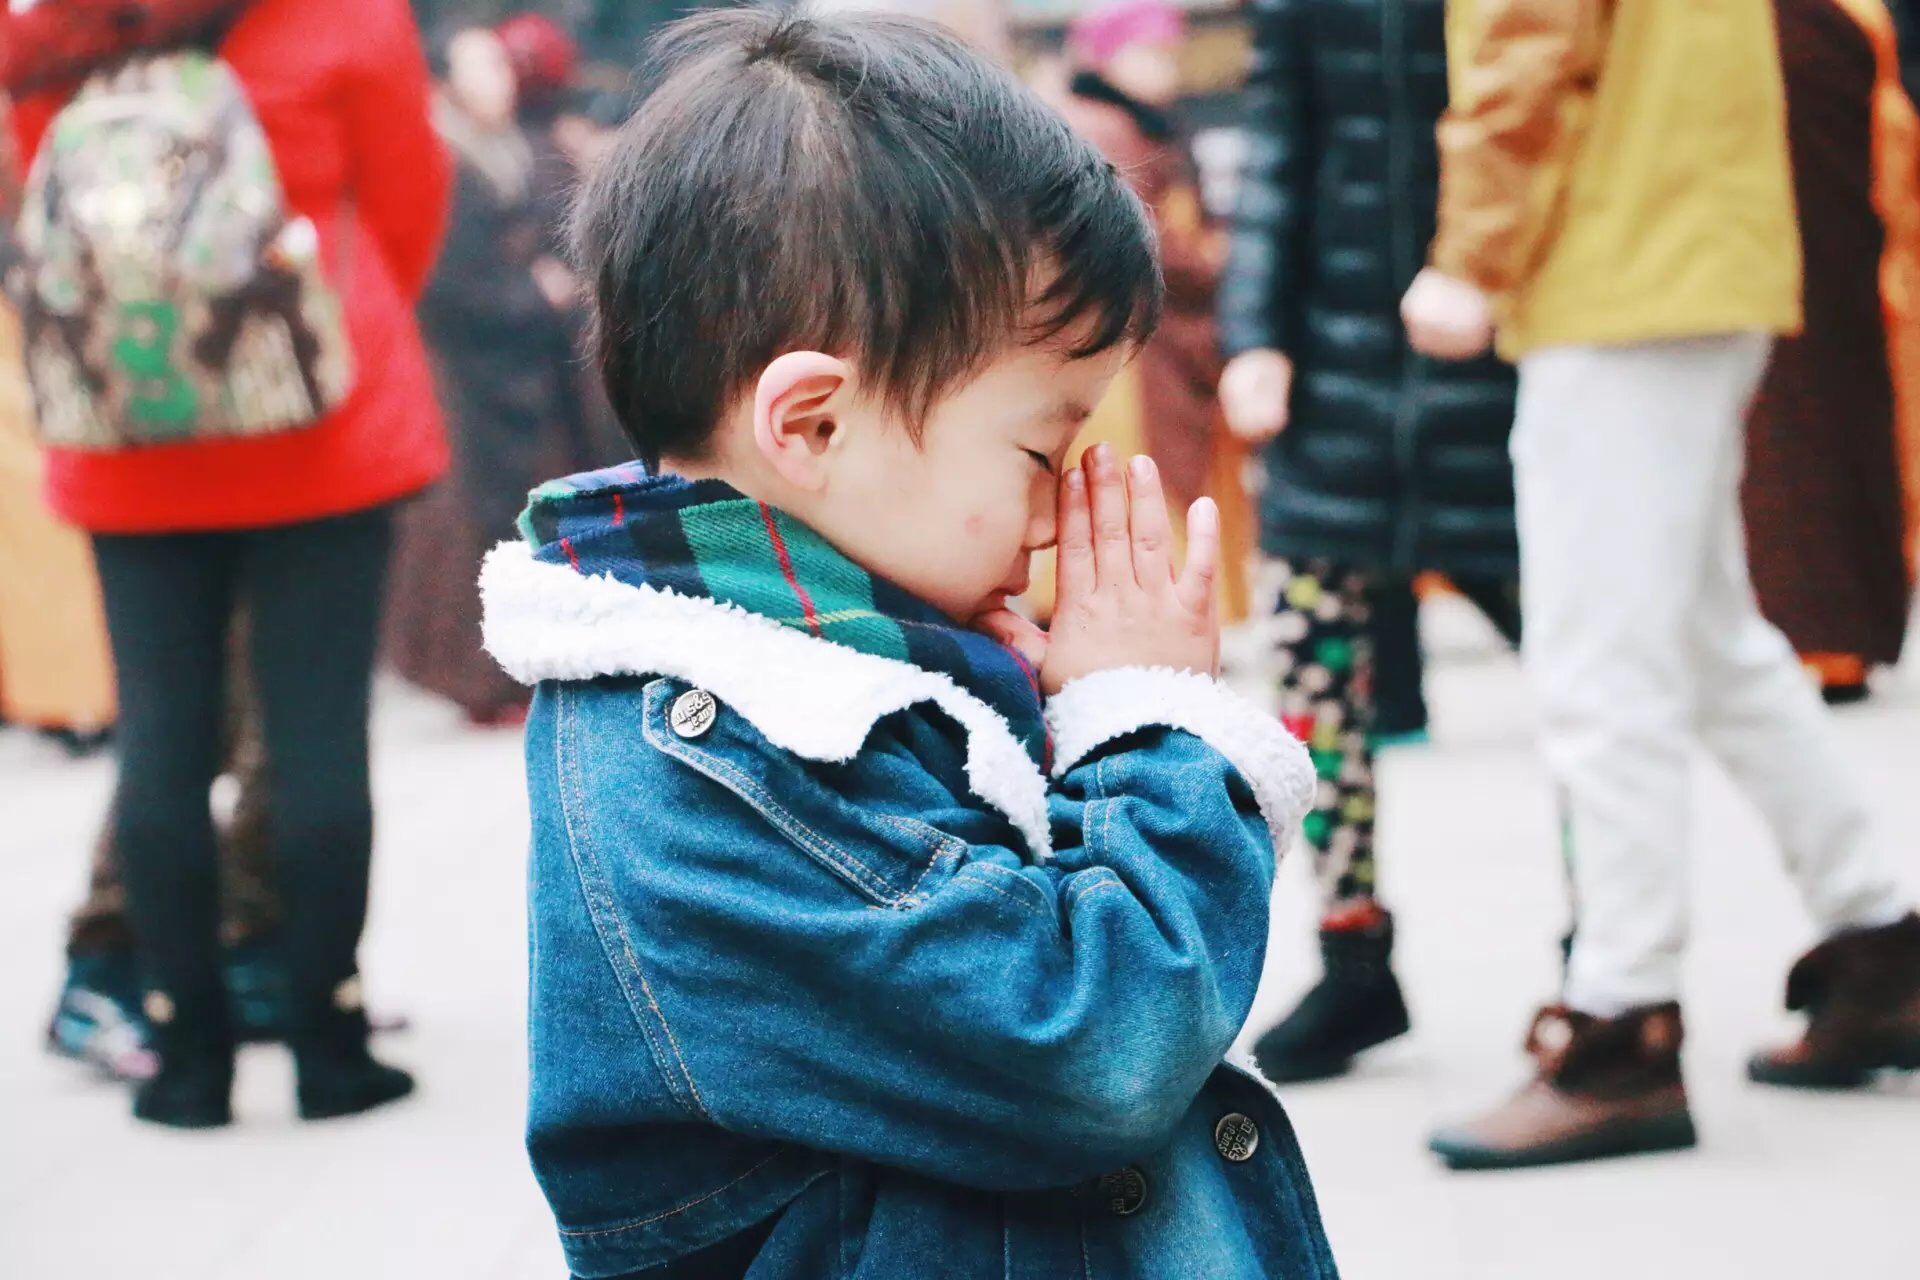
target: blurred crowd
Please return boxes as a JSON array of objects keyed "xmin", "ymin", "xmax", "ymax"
[{"xmin": 1, "ymin": 0, "xmax": 1917, "ymax": 1180}]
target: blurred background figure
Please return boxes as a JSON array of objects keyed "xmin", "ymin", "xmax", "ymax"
[
  {"xmin": 8, "ymin": 0, "xmax": 449, "ymax": 1128},
  {"xmin": 384, "ymin": 20, "xmax": 592, "ymax": 728},
  {"xmin": 497, "ymin": 9, "xmax": 630, "ymax": 466},
  {"xmin": 497, "ymin": 12, "xmax": 582, "ymax": 262},
  {"xmin": 810, "ymin": 0, "xmax": 1015, "ymax": 61},
  {"xmin": 1745, "ymin": 0, "xmax": 1920, "ymax": 707},
  {"xmin": 1215, "ymin": 0, "xmax": 1521, "ymax": 1086},
  {"xmin": 0, "ymin": 112, "xmax": 115, "ymax": 757},
  {"xmin": 1412, "ymin": 0, "xmax": 1920, "ymax": 1172},
  {"xmin": 1029, "ymin": 0, "xmax": 1255, "ymax": 623},
  {"xmin": 2, "ymin": 1, "xmax": 274, "ymax": 1092}
]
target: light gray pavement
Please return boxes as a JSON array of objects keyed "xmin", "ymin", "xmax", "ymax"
[{"xmin": 3, "ymin": 595, "xmax": 1918, "ymax": 1279}]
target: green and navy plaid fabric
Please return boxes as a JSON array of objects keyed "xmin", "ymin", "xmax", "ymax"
[{"xmin": 518, "ymin": 464, "xmax": 1048, "ymax": 767}]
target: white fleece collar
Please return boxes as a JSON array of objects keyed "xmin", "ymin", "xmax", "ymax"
[{"xmin": 479, "ymin": 541, "xmax": 1056, "ymax": 861}]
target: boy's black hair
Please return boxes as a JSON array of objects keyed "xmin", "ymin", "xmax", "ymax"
[{"xmin": 573, "ymin": 5, "xmax": 1163, "ymax": 467}]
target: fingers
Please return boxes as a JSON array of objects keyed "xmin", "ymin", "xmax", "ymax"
[
  {"xmin": 1125, "ymin": 455, "xmax": 1173, "ymax": 587},
  {"xmin": 1085, "ymin": 444, "xmax": 1131, "ymax": 588},
  {"xmin": 1175, "ymin": 496, "xmax": 1220, "ymax": 616},
  {"xmin": 1055, "ymin": 464, "xmax": 1094, "ymax": 604},
  {"xmin": 973, "ymin": 607, "xmax": 1050, "ymax": 670}
]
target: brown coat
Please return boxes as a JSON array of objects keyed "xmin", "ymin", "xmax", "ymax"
[
  {"xmin": 1051, "ymin": 80, "xmax": 1224, "ymax": 509},
  {"xmin": 1037, "ymin": 74, "xmax": 1252, "ymax": 622},
  {"xmin": 1744, "ymin": 0, "xmax": 1919, "ymax": 665}
]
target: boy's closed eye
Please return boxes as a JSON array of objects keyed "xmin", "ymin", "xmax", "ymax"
[{"xmin": 1023, "ymin": 400, "xmax": 1096, "ymax": 474}]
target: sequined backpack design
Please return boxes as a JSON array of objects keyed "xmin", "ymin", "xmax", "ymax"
[{"xmin": 10, "ymin": 49, "xmax": 352, "ymax": 450}]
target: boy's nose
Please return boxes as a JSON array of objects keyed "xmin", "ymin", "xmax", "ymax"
[{"xmin": 1025, "ymin": 507, "xmax": 1058, "ymax": 553}]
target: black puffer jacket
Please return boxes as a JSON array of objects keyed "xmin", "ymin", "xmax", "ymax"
[{"xmin": 1219, "ymin": 0, "xmax": 1517, "ymax": 576}]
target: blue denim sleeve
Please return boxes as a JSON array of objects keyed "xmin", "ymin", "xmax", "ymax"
[{"xmin": 546, "ymin": 672, "xmax": 1310, "ymax": 1193}]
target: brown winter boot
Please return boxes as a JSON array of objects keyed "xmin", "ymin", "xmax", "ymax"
[
  {"xmin": 1748, "ymin": 912, "xmax": 1920, "ymax": 1089},
  {"xmin": 1428, "ymin": 1003, "xmax": 1697, "ymax": 1171}
]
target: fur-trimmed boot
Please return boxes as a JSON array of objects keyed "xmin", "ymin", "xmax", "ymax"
[
  {"xmin": 1748, "ymin": 913, "xmax": 1920, "ymax": 1089},
  {"xmin": 1429, "ymin": 1002, "xmax": 1696, "ymax": 1171}
]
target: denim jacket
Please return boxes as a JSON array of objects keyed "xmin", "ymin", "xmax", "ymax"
[{"xmin": 481, "ymin": 540, "xmax": 1335, "ymax": 1279}]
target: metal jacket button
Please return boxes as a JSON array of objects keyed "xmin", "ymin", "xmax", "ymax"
[
  {"xmin": 1215, "ymin": 1113, "xmax": 1259, "ymax": 1162},
  {"xmin": 1098, "ymin": 1166, "xmax": 1148, "ymax": 1216},
  {"xmin": 670, "ymin": 689, "xmax": 718, "ymax": 739}
]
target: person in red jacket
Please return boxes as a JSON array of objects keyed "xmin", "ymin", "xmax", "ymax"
[{"xmin": 7, "ymin": 0, "xmax": 451, "ymax": 1128}]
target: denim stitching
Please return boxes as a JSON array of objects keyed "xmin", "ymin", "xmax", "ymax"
[
  {"xmin": 568, "ymin": 688, "xmax": 710, "ymax": 1117},
  {"xmin": 556, "ymin": 686, "xmax": 707, "ymax": 1119},
  {"xmin": 557, "ymin": 1152, "xmax": 797, "ymax": 1238},
  {"xmin": 1095, "ymin": 758, "xmax": 1119, "ymax": 862},
  {"xmin": 646, "ymin": 715, "xmax": 940, "ymax": 909},
  {"xmin": 558, "ymin": 694, "xmax": 690, "ymax": 1112},
  {"xmin": 1065, "ymin": 878, "xmax": 1129, "ymax": 912},
  {"xmin": 957, "ymin": 859, "xmax": 1055, "ymax": 914},
  {"xmin": 1062, "ymin": 868, "xmax": 1125, "ymax": 913},
  {"xmin": 648, "ymin": 721, "xmax": 891, "ymax": 901},
  {"xmin": 874, "ymin": 813, "xmax": 966, "ymax": 905},
  {"xmin": 953, "ymin": 865, "xmax": 1050, "ymax": 917}
]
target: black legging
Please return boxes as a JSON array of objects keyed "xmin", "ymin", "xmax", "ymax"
[
  {"xmin": 1370, "ymin": 573, "xmax": 1523, "ymax": 736},
  {"xmin": 91, "ymin": 507, "xmax": 393, "ymax": 1026}
]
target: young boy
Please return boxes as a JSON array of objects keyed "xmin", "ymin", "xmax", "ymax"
[{"xmin": 479, "ymin": 8, "xmax": 1332, "ymax": 1278}]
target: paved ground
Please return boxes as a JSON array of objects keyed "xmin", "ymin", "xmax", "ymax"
[{"xmin": 3, "ymin": 596, "xmax": 1918, "ymax": 1279}]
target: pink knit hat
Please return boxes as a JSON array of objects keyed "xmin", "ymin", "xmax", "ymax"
[{"xmin": 1067, "ymin": 0, "xmax": 1185, "ymax": 68}]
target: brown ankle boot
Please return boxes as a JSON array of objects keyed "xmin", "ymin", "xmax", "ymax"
[
  {"xmin": 1749, "ymin": 912, "xmax": 1920, "ymax": 1089},
  {"xmin": 1429, "ymin": 1003, "xmax": 1697, "ymax": 1171}
]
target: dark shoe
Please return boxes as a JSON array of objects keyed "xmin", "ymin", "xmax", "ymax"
[
  {"xmin": 1820, "ymin": 682, "xmax": 1871, "ymax": 708},
  {"xmin": 292, "ymin": 983, "xmax": 415, "ymax": 1122},
  {"xmin": 38, "ymin": 725, "xmax": 116, "ymax": 758},
  {"xmin": 1748, "ymin": 912, "xmax": 1920, "ymax": 1089},
  {"xmin": 225, "ymin": 936, "xmax": 292, "ymax": 1045},
  {"xmin": 225, "ymin": 938, "xmax": 411, "ymax": 1044},
  {"xmin": 1252, "ymin": 912, "xmax": 1411, "ymax": 1084},
  {"xmin": 1430, "ymin": 1003, "xmax": 1697, "ymax": 1171},
  {"xmin": 1805, "ymin": 654, "xmax": 1871, "ymax": 707},
  {"xmin": 131, "ymin": 986, "xmax": 235, "ymax": 1130},
  {"xmin": 46, "ymin": 951, "xmax": 159, "ymax": 1083}
]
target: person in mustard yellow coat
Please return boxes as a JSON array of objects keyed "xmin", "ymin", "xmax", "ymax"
[{"xmin": 1407, "ymin": 0, "xmax": 1920, "ymax": 1172}]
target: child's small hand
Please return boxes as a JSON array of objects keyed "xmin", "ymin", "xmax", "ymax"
[
  {"xmin": 1041, "ymin": 445, "xmax": 1219, "ymax": 696},
  {"xmin": 973, "ymin": 604, "xmax": 1049, "ymax": 672}
]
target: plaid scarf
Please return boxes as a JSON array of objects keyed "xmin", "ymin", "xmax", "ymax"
[{"xmin": 519, "ymin": 464, "xmax": 1049, "ymax": 768}]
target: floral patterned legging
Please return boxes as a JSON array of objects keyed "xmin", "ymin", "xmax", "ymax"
[
  {"xmin": 1272, "ymin": 561, "xmax": 1380, "ymax": 917},
  {"xmin": 1273, "ymin": 559, "xmax": 1520, "ymax": 919}
]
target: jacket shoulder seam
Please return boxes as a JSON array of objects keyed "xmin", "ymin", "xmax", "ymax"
[{"xmin": 555, "ymin": 684, "xmax": 711, "ymax": 1120}]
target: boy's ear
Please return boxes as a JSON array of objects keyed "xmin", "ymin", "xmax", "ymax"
[{"xmin": 752, "ymin": 351, "xmax": 852, "ymax": 491}]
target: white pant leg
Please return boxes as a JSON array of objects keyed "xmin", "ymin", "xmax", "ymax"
[
  {"xmin": 1515, "ymin": 335, "xmax": 1769, "ymax": 1015},
  {"xmin": 1688, "ymin": 357, "xmax": 1910, "ymax": 936}
]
